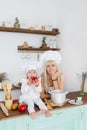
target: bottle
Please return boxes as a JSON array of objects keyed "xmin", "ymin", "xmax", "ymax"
[
  {"xmin": 49, "ymin": 39, "xmax": 53, "ymax": 48},
  {"xmin": 2, "ymin": 21, "xmax": 5, "ymax": 27},
  {"xmin": 52, "ymin": 38, "xmax": 57, "ymax": 48}
]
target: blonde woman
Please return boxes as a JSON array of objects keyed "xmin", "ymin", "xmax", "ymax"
[{"xmin": 39, "ymin": 51, "xmax": 64, "ymax": 99}]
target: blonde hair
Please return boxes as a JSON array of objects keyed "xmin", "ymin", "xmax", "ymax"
[{"xmin": 43, "ymin": 60, "xmax": 60, "ymax": 92}]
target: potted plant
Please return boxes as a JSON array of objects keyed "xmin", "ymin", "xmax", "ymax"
[
  {"xmin": 77, "ymin": 94, "xmax": 82, "ymax": 101},
  {"xmin": 14, "ymin": 17, "xmax": 20, "ymax": 28},
  {"xmin": 0, "ymin": 72, "xmax": 8, "ymax": 88},
  {"xmin": 41, "ymin": 36, "xmax": 48, "ymax": 48},
  {"xmin": 0, "ymin": 72, "xmax": 8, "ymax": 82}
]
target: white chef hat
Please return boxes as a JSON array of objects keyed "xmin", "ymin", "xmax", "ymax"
[
  {"xmin": 39, "ymin": 50, "xmax": 62, "ymax": 72},
  {"xmin": 22, "ymin": 61, "xmax": 39, "ymax": 76}
]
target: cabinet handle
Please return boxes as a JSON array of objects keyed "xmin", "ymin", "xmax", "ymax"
[
  {"xmin": 80, "ymin": 109, "xmax": 84, "ymax": 120},
  {"xmin": 26, "ymin": 122, "xmax": 29, "ymax": 130},
  {"xmin": 52, "ymin": 112, "xmax": 63, "ymax": 116}
]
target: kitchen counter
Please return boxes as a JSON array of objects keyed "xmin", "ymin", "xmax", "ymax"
[{"xmin": 0, "ymin": 91, "xmax": 87, "ymax": 120}]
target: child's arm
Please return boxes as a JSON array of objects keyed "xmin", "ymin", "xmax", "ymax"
[
  {"xmin": 33, "ymin": 77, "xmax": 42, "ymax": 93},
  {"xmin": 21, "ymin": 79, "xmax": 29, "ymax": 94}
]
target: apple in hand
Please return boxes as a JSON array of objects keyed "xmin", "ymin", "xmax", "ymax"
[
  {"xmin": 31, "ymin": 77, "xmax": 38, "ymax": 82},
  {"xmin": 18, "ymin": 103, "xmax": 27, "ymax": 112}
]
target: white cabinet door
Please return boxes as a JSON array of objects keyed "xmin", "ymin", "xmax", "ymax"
[
  {"xmin": 13, "ymin": 116, "xmax": 28, "ymax": 130},
  {"xmin": 84, "ymin": 105, "xmax": 87, "ymax": 130},
  {"xmin": 77, "ymin": 105, "xmax": 86, "ymax": 130},
  {"xmin": 73, "ymin": 106, "xmax": 79, "ymax": 130},
  {"xmin": 0, "ymin": 116, "xmax": 28, "ymax": 130},
  {"xmin": 28, "ymin": 108, "xmax": 74, "ymax": 130},
  {"xmin": 0, "ymin": 120, "xmax": 8, "ymax": 130}
]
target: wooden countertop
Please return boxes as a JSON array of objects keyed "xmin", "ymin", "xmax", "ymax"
[{"xmin": 0, "ymin": 91, "xmax": 87, "ymax": 120}]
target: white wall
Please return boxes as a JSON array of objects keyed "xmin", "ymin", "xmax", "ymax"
[
  {"xmin": 0, "ymin": 0, "xmax": 87, "ymax": 94},
  {"xmin": 0, "ymin": 0, "xmax": 57, "ymax": 86},
  {"xmin": 56, "ymin": 0, "xmax": 87, "ymax": 91}
]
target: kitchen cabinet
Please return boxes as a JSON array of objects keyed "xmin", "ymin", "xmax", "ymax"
[
  {"xmin": 73, "ymin": 107, "xmax": 79, "ymax": 130},
  {"xmin": 0, "ymin": 120, "xmax": 7, "ymax": 130},
  {"xmin": 84, "ymin": 105, "xmax": 87, "ymax": 130},
  {"xmin": 0, "ymin": 119, "xmax": 16, "ymax": 130},
  {"xmin": 0, "ymin": 107, "xmax": 75, "ymax": 130},
  {"xmin": 73, "ymin": 105, "xmax": 87, "ymax": 130},
  {"xmin": 77, "ymin": 105, "xmax": 87, "ymax": 130},
  {"xmin": 13, "ymin": 116, "xmax": 28, "ymax": 130},
  {"xmin": 0, "ymin": 116, "xmax": 28, "ymax": 130},
  {"xmin": 29, "ymin": 108, "xmax": 75, "ymax": 130},
  {"xmin": 78, "ymin": 106, "xmax": 85, "ymax": 130},
  {"xmin": 1, "ymin": 105, "xmax": 87, "ymax": 130}
]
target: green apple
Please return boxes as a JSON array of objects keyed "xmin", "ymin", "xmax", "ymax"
[{"xmin": 11, "ymin": 103, "xmax": 18, "ymax": 110}]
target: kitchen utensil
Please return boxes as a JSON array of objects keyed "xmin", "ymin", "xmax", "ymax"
[
  {"xmin": 49, "ymin": 90, "xmax": 68, "ymax": 104},
  {"xmin": 0, "ymin": 103, "xmax": 9, "ymax": 116},
  {"xmin": 5, "ymin": 99, "xmax": 13, "ymax": 110},
  {"xmin": 77, "ymin": 72, "xmax": 87, "ymax": 95}
]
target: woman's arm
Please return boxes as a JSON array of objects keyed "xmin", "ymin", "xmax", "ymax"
[
  {"xmin": 52, "ymin": 72, "xmax": 60, "ymax": 89},
  {"xmin": 60, "ymin": 73, "xmax": 64, "ymax": 90},
  {"xmin": 40, "ymin": 90, "xmax": 51, "ymax": 99},
  {"xmin": 52, "ymin": 72, "xmax": 64, "ymax": 90}
]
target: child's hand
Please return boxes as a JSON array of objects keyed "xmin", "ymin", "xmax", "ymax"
[{"xmin": 31, "ymin": 77, "xmax": 39, "ymax": 87}]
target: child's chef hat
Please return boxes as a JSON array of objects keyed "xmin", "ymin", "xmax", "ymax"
[
  {"xmin": 39, "ymin": 50, "xmax": 61, "ymax": 71},
  {"xmin": 22, "ymin": 61, "xmax": 39, "ymax": 75}
]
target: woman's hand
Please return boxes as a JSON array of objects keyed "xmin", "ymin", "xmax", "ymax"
[
  {"xmin": 51, "ymin": 72, "xmax": 58, "ymax": 80},
  {"xmin": 40, "ymin": 92, "xmax": 51, "ymax": 99}
]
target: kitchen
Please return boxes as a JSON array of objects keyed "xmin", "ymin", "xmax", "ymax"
[{"xmin": 0, "ymin": 0, "xmax": 87, "ymax": 130}]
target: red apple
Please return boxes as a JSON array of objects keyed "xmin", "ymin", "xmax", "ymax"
[
  {"xmin": 18, "ymin": 103, "xmax": 27, "ymax": 112},
  {"xmin": 31, "ymin": 77, "xmax": 38, "ymax": 82},
  {"xmin": 13, "ymin": 99, "xmax": 19, "ymax": 104}
]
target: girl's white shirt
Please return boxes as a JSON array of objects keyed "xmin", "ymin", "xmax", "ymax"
[{"xmin": 19, "ymin": 77, "xmax": 42, "ymax": 102}]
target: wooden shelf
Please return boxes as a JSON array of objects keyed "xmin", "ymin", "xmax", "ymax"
[
  {"xmin": 18, "ymin": 46, "xmax": 60, "ymax": 52},
  {"xmin": 0, "ymin": 86, "xmax": 20, "ymax": 91},
  {"xmin": 0, "ymin": 26, "xmax": 60, "ymax": 36}
]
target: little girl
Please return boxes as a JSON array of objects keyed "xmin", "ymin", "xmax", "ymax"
[{"xmin": 19, "ymin": 62, "xmax": 51, "ymax": 119}]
